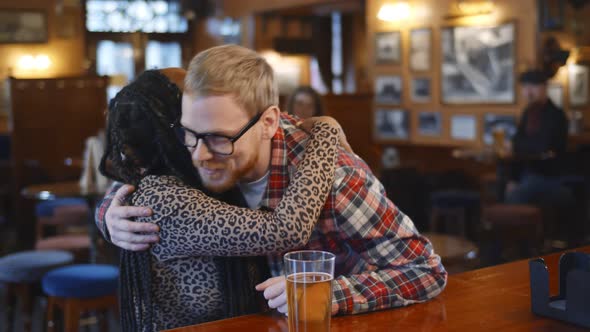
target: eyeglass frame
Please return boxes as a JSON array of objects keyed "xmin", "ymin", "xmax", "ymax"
[{"xmin": 171, "ymin": 110, "xmax": 265, "ymax": 156}]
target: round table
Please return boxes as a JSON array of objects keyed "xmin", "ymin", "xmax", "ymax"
[{"xmin": 21, "ymin": 181, "xmax": 107, "ymax": 263}]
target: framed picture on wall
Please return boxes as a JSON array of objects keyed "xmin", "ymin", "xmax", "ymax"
[
  {"xmin": 450, "ymin": 114, "xmax": 477, "ymax": 140},
  {"xmin": 0, "ymin": 10, "xmax": 48, "ymax": 43},
  {"xmin": 375, "ymin": 31, "xmax": 401, "ymax": 64},
  {"xmin": 441, "ymin": 21, "xmax": 515, "ymax": 104},
  {"xmin": 411, "ymin": 77, "xmax": 431, "ymax": 103},
  {"xmin": 375, "ymin": 75, "xmax": 402, "ymax": 104},
  {"xmin": 483, "ymin": 114, "xmax": 517, "ymax": 145},
  {"xmin": 568, "ymin": 64, "xmax": 589, "ymax": 106},
  {"xmin": 410, "ymin": 28, "xmax": 432, "ymax": 71},
  {"xmin": 374, "ymin": 108, "xmax": 409, "ymax": 140},
  {"xmin": 547, "ymin": 82, "xmax": 564, "ymax": 107},
  {"xmin": 418, "ymin": 111, "xmax": 441, "ymax": 137}
]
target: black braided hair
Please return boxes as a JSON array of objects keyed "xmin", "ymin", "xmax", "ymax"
[{"xmin": 100, "ymin": 70, "xmax": 269, "ymax": 331}]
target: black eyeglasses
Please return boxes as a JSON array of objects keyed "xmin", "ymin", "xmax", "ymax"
[{"xmin": 172, "ymin": 111, "xmax": 264, "ymax": 155}]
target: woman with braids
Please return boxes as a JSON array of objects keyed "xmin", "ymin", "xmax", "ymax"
[{"xmin": 99, "ymin": 68, "xmax": 347, "ymax": 331}]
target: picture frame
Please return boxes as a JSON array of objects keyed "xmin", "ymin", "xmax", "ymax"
[
  {"xmin": 441, "ymin": 21, "xmax": 515, "ymax": 104},
  {"xmin": 0, "ymin": 10, "xmax": 48, "ymax": 43},
  {"xmin": 568, "ymin": 64, "xmax": 589, "ymax": 107},
  {"xmin": 483, "ymin": 114, "xmax": 517, "ymax": 145},
  {"xmin": 410, "ymin": 28, "xmax": 432, "ymax": 71},
  {"xmin": 375, "ymin": 31, "xmax": 401, "ymax": 64},
  {"xmin": 538, "ymin": 0, "xmax": 565, "ymax": 31},
  {"xmin": 418, "ymin": 111, "xmax": 441, "ymax": 137},
  {"xmin": 547, "ymin": 82, "xmax": 564, "ymax": 107},
  {"xmin": 411, "ymin": 77, "xmax": 431, "ymax": 103},
  {"xmin": 450, "ymin": 114, "xmax": 477, "ymax": 140},
  {"xmin": 375, "ymin": 75, "xmax": 402, "ymax": 105},
  {"xmin": 374, "ymin": 108, "xmax": 410, "ymax": 140}
]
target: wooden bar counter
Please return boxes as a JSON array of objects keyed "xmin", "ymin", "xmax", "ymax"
[{"xmin": 167, "ymin": 247, "xmax": 590, "ymax": 332}]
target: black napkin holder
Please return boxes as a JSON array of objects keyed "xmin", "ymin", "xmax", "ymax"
[{"xmin": 529, "ymin": 252, "xmax": 590, "ymax": 328}]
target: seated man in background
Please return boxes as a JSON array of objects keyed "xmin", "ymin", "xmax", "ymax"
[
  {"xmin": 98, "ymin": 44, "xmax": 447, "ymax": 316},
  {"xmin": 505, "ymin": 69, "xmax": 572, "ymax": 208}
]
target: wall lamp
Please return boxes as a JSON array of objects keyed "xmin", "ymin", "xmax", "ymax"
[{"xmin": 377, "ymin": 2, "xmax": 412, "ymax": 22}]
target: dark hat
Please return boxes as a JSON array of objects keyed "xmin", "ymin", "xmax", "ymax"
[{"xmin": 519, "ymin": 70, "xmax": 549, "ymax": 84}]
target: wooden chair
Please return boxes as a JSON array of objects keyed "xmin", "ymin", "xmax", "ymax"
[{"xmin": 480, "ymin": 204, "xmax": 543, "ymax": 264}]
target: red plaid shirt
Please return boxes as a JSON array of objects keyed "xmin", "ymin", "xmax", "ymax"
[{"xmin": 264, "ymin": 114, "xmax": 447, "ymax": 315}]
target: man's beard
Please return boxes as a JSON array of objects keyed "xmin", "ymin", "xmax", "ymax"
[{"xmin": 197, "ymin": 151, "xmax": 259, "ymax": 193}]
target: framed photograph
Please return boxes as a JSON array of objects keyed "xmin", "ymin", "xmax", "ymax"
[
  {"xmin": 418, "ymin": 111, "xmax": 441, "ymax": 137},
  {"xmin": 0, "ymin": 10, "xmax": 48, "ymax": 43},
  {"xmin": 375, "ymin": 31, "xmax": 401, "ymax": 64},
  {"xmin": 441, "ymin": 22, "xmax": 515, "ymax": 104},
  {"xmin": 410, "ymin": 28, "xmax": 432, "ymax": 71},
  {"xmin": 568, "ymin": 64, "xmax": 589, "ymax": 106},
  {"xmin": 450, "ymin": 115, "xmax": 477, "ymax": 140},
  {"xmin": 547, "ymin": 82, "xmax": 564, "ymax": 107},
  {"xmin": 375, "ymin": 75, "xmax": 402, "ymax": 104},
  {"xmin": 483, "ymin": 114, "xmax": 517, "ymax": 145},
  {"xmin": 374, "ymin": 109, "xmax": 409, "ymax": 140},
  {"xmin": 411, "ymin": 78, "xmax": 431, "ymax": 103},
  {"xmin": 538, "ymin": 0, "xmax": 565, "ymax": 31}
]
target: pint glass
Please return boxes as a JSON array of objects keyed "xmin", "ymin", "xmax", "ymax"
[{"xmin": 284, "ymin": 250, "xmax": 335, "ymax": 332}]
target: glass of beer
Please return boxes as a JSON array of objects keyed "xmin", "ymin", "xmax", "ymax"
[{"xmin": 284, "ymin": 250, "xmax": 335, "ymax": 332}]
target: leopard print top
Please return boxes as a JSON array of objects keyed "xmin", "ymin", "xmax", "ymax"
[{"xmin": 131, "ymin": 122, "xmax": 340, "ymax": 330}]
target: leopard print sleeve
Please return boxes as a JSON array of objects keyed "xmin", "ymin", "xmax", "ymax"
[{"xmin": 131, "ymin": 122, "xmax": 339, "ymax": 261}]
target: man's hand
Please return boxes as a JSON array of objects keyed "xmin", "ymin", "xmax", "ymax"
[
  {"xmin": 256, "ymin": 276, "xmax": 288, "ymax": 315},
  {"xmin": 105, "ymin": 184, "xmax": 159, "ymax": 251}
]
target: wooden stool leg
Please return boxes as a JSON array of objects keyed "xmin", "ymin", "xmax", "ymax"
[
  {"xmin": 4, "ymin": 283, "xmax": 15, "ymax": 332},
  {"xmin": 98, "ymin": 310, "xmax": 109, "ymax": 332},
  {"xmin": 14, "ymin": 283, "xmax": 32, "ymax": 332},
  {"xmin": 46, "ymin": 296, "xmax": 56, "ymax": 332},
  {"xmin": 64, "ymin": 299, "xmax": 80, "ymax": 332}
]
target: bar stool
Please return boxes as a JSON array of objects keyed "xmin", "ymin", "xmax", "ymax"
[
  {"xmin": 481, "ymin": 204, "xmax": 543, "ymax": 264},
  {"xmin": 0, "ymin": 250, "xmax": 74, "ymax": 332},
  {"xmin": 429, "ymin": 190, "xmax": 480, "ymax": 239},
  {"xmin": 42, "ymin": 264, "xmax": 119, "ymax": 332}
]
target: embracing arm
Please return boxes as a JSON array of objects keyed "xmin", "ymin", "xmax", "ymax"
[
  {"xmin": 330, "ymin": 166, "xmax": 448, "ymax": 315},
  {"xmin": 132, "ymin": 122, "xmax": 340, "ymax": 261}
]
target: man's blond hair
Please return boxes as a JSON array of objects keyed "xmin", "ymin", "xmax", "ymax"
[{"xmin": 185, "ymin": 45, "xmax": 279, "ymax": 117}]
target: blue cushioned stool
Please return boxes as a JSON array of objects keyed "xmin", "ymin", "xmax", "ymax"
[
  {"xmin": 42, "ymin": 264, "xmax": 119, "ymax": 332},
  {"xmin": 0, "ymin": 250, "xmax": 73, "ymax": 332},
  {"xmin": 429, "ymin": 190, "xmax": 481, "ymax": 238},
  {"xmin": 35, "ymin": 198, "xmax": 87, "ymax": 218}
]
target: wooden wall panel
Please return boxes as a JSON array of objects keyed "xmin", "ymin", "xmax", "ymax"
[
  {"xmin": 10, "ymin": 76, "xmax": 108, "ymax": 188},
  {"xmin": 323, "ymin": 93, "xmax": 380, "ymax": 170}
]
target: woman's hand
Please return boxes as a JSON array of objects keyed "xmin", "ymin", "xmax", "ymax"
[{"xmin": 297, "ymin": 116, "xmax": 353, "ymax": 153}]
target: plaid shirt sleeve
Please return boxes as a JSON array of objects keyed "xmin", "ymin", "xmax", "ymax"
[
  {"xmin": 94, "ymin": 181, "xmax": 123, "ymax": 243},
  {"xmin": 330, "ymin": 165, "xmax": 447, "ymax": 315}
]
